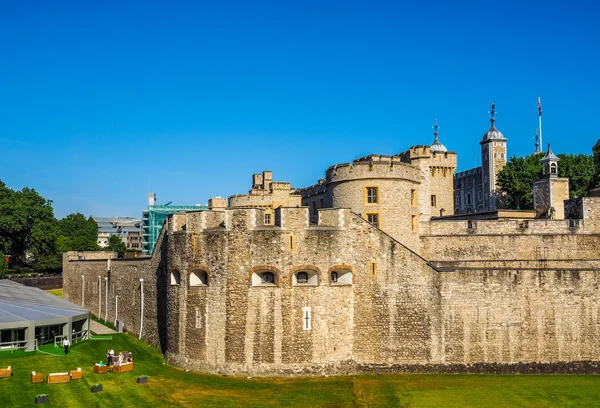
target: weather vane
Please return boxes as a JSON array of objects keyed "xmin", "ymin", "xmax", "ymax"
[{"xmin": 489, "ymin": 102, "xmax": 496, "ymax": 122}]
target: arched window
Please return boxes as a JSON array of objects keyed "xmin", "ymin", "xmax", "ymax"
[
  {"xmin": 550, "ymin": 163, "xmax": 557, "ymax": 174},
  {"xmin": 170, "ymin": 270, "xmax": 180, "ymax": 286},
  {"xmin": 189, "ymin": 270, "xmax": 208, "ymax": 287},
  {"xmin": 330, "ymin": 269, "xmax": 352, "ymax": 285},
  {"xmin": 251, "ymin": 270, "xmax": 278, "ymax": 286},
  {"xmin": 292, "ymin": 270, "xmax": 318, "ymax": 286}
]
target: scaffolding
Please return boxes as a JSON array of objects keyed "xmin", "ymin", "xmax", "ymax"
[{"xmin": 142, "ymin": 204, "xmax": 207, "ymax": 255}]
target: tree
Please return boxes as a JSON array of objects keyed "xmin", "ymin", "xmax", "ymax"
[
  {"xmin": 0, "ymin": 256, "xmax": 7, "ymax": 279},
  {"xmin": 497, "ymin": 154, "xmax": 542, "ymax": 210},
  {"xmin": 497, "ymin": 153, "xmax": 595, "ymax": 210},
  {"xmin": 0, "ymin": 180, "xmax": 57, "ymax": 265},
  {"xmin": 107, "ymin": 235, "xmax": 127, "ymax": 258},
  {"xmin": 58, "ymin": 213, "xmax": 99, "ymax": 251}
]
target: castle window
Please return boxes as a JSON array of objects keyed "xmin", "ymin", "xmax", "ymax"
[
  {"xmin": 251, "ymin": 270, "xmax": 279, "ymax": 286},
  {"xmin": 288, "ymin": 234, "xmax": 295, "ymax": 250},
  {"xmin": 365, "ymin": 187, "xmax": 379, "ymax": 204},
  {"xmin": 550, "ymin": 163, "xmax": 557, "ymax": 174},
  {"xmin": 467, "ymin": 193, "xmax": 472, "ymax": 206},
  {"xmin": 189, "ymin": 270, "xmax": 208, "ymax": 287},
  {"xmin": 366, "ymin": 213, "xmax": 379, "ymax": 228},
  {"xmin": 411, "ymin": 189, "xmax": 417, "ymax": 207},
  {"xmin": 478, "ymin": 191, "xmax": 482, "ymax": 201},
  {"xmin": 455, "ymin": 195, "xmax": 459, "ymax": 205},
  {"xmin": 261, "ymin": 272, "xmax": 275, "ymax": 284},
  {"xmin": 330, "ymin": 269, "xmax": 352, "ymax": 285},
  {"xmin": 411, "ymin": 215, "xmax": 418, "ymax": 233},
  {"xmin": 369, "ymin": 261, "xmax": 377, "ymax": 277},
  {"xmin": 501, "ymin": 153, "xmax": 505, "ymax": 159},
  {"xmin": 293, "ymin": 270, "xmax": 318, "ymax": 286},
  {"xmin": 170, "ymin": 270, "xmax": 181, "ymax": 286},
  {"xmin": 264, "ymin": 213, "xmax": 271, "ymax": 224},
  {"xmin": 302, "ymin": 306, "xmax": 312, "ymax": 331},
  {"xmin": 195, "ymin": 307, "xmax": 202, "ymax": 329},
  {"xmin": 431, "ymin": 195, "xmax": 437, "ymax": 207}
]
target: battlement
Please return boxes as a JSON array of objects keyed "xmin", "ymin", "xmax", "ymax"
[
  {"xmin": 324, "ymin": 156, "xmax": 421, "ymax": 184},
  {"xmin": 455, "ymin": 166, "xmax": 483, "ymax": 179},
  {"xmin": 167, "ymin": 207, "xmax": 351, "ymax": 234},
  {"xmin": 297, "ymin": 179, "xmax": 327, "ymax": 198},
  {"xmin": 426, "ymin": 218, "xmax": 592, "ymax": 235}
]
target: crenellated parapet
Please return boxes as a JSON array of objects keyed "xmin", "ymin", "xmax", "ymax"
[
  {"xmin": 324, "ymin": 156, "xmax": 421, "ymax": 185},
  {"xmin": 166, "ymin": 207, "xmax": 351, "ymax": 234}
]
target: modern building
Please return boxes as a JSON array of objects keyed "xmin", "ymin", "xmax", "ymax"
[
  {"xmin": 0, "ymin": 280, "xmax": 89, "ymax": 352},
  {"xmin": 142, "ymin": 193, "xmax": 207, "ymax": 255},
  {"xmin": 93, "ymin": 217, "xmax": 143, "ymax": 250}
]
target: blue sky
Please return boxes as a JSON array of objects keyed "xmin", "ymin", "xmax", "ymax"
[{"xmin": 1, "ymin": 1, "xmax": 598, "ymax": 218}]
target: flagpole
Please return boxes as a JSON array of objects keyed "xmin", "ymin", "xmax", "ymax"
[{"xmin": 538, "ymin": 97, "xmax": 543, "ymax": 150}]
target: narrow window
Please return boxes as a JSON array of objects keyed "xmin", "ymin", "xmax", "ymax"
[
  {"xmin": 264, "ymin": 213, "xmax": 271, "ymax": 225},
  {"xmin": 455, "ymin": 195, "xmax": 459, "ymax": 205},
  {"xmin": 467, "ymin": 193, "xmax": 472, "ymax": 206},
  {"xmin": 302, "ymin": 307, "xmax": 312, "ymax": 331},
  {"xmin": 411, "ymin": 215, "xmax": 418, "ymax": 232},
  {"xmin": 288, "ymin": 234, "xmax": 295, "ymax": 250},
  {"xmin": 366, "ymin": 213, "xmax": 379, "ymax": 228},
  {"xmin": 369, "ymin": 261, "xmax": 376, "ymax": 277},
  {"xmin": 411, "ymin": 189, "xmax": 417, "ymax": 206},
  {"xmin": 330, "ymin": 271, "xmax": 338, "ymax": 283},
  {"xmin": 366, "ymin": 187, "xmax": 378, "ymax": 204},
  {"xmin": 195, "ymin": 307, "xmax": 202, "ymax": 329},
  {"xmin": 431, "ymin": 195, "xmax": 437, "ymax": 207}
]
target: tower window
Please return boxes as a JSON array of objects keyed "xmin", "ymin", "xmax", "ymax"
[
  {"xmin": 366, "ymin": 213, "xmax": 379, "ymax": 228},
  {"xmin": 431, "ymin": 195, "xmax": 437, "ymax": 207},
  {"xmin": 411, "ymin": 189, "xmax": 417, "ymax": 206},
  {"xmin": 297, "ymin": 271, "xmax": 308, "ymax": 283},
  {"xmin": 467, "ymin": 193, "xmax": 472, "ymax": 206},
  {"xmin": 261, "ymin": 272, "xmax": 275, "ymax": 284},
  {"xmin": 411, "ymin": 215, "xmax": 418, "ymax": 232},
  {"xmin": 366, "ymin": 187, "xmax": 379, "ymax": 204}
]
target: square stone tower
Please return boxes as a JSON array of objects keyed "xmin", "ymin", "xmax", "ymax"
[{"xmin": 533, "ymin": 144, "xmax": 569, "ymax": 219}]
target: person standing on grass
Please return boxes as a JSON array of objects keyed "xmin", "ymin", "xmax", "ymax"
[{"xmin": 63, "ymin": 337, "xmax": 70, "ymax": 355}]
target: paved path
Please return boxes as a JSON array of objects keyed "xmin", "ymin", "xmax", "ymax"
[{"xmin": 90, "ymin": 320, "xmax": 117, "ymax": 334}]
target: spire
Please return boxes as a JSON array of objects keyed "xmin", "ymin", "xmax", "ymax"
[
  {"xmin": 489, "ymin": 102, "xmax": 496, "ymax": 125},
  {"xmin": 534, "ymin": 129, "xmax": 540, "ymax": 154},
  {"xmin": 430, "ymin": 118, "xmax": 447, "ymax": 152}
]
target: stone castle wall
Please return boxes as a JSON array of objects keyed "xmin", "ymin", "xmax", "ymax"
[{"xmin": 63, "ymin": 205, "xmax": 600, "ymax": 376}]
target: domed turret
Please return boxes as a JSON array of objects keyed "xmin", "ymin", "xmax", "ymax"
[
  {"xmin": 482, "ymin": 103, "xmax": 505, "ymax": 141},
  {"xmin": 430, "ymin": 118, "xmax": 447, "ymax": 152}
]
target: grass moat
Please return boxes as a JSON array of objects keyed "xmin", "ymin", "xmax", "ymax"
[{"xmin": 0, "ymin": 330, "xmax": 598, "ymax": 407}]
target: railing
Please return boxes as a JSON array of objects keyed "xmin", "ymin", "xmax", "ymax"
[
  {"xmin": 53, "ymin": 329, "xmax": 90, "ymax": 348},
  {"xmin": 0, "ymin": 339, "xmax": 27, "ymax": 353}
]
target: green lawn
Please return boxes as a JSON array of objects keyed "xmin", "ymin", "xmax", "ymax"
[
  {"xmin": 45, "ymin": 288, "xmax": 63, "ymax": 298},
  {"xmin": 0, "ymin": 332, "xmax": 599, "ymax": 407}
]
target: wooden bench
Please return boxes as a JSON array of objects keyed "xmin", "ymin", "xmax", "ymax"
[
  {"xmin": 47, "ymin": 372, "xmax": 70, "ymax": 384},
  {"xmin": 0, "ymin": 367, "xmax": 12, "ymax": 378},
  {"xmin": 112, "ymin": 362, "xmax": 134, "ymax": 373},
  {"xmin": 70, "ymin": 370, "xmax": 83, "ymax": 380},
  {"xmin": 93, "ymin": 365, "xmax": 108, "ymax": 374},
  {"xmin": 31, "ymin": 372, "xmax": 44, "ymax": 383}
]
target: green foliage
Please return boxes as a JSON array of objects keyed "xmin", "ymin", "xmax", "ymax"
[
  {"xmin": 497, "ymin": 154, "xmax": 542, "ymax": 210},
  {"xmin": 107, "ymin": 235, "xmax": 127, "ymax": 257},
  {"xmin": 0, "ymin": 257, "xmax": 7, "ymax": 279},
  {"xmin": 497, "ymin": 153, "xmax": 595, "ymax": 210},
  {"xmin": 557, "ymin": 153, "xmax": 595, "ymax": 198},
  {"xmin": 58, "ymin": 213, "xmax": 99, "ymax": 251}
]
